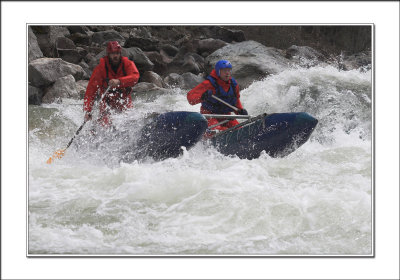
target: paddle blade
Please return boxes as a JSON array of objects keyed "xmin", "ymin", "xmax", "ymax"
[{"xmin": 46, "ymin": 149, "xmax": 66, "ymax": 164}]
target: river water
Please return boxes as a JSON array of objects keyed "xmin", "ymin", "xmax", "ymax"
[{"xmin": 28, "ymin": 65, "xmax": 372, "ymax": 255}]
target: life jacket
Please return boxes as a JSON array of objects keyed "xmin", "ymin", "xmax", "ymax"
[
  {"xmin": 201, "ymin": 75, "xmax": 238, "ymax": 114},
  {"xmin": 102, "ymin": 57, "xmax": 133, "ymax": 103}
]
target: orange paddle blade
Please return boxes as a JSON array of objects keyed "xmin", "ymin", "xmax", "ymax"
[{"xmin": 46, "ymin": 149, "xmax": 66, "ymax": 164}]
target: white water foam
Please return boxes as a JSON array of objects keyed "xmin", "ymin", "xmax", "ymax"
[{"xmin": 28, "ymin": 65, "xmax": 372, "ymax": 255}]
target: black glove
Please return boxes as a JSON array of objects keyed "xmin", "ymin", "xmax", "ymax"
[
  {"xmin": 238, "ymin": 108, "xmax": 248, "ymax": 115},
  {"xmin": 201, "ymin": 90, "xmax": 213, "ymax": 101}
]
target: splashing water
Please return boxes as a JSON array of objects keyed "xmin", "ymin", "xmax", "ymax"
[{"xmin": 28, "ymin": 65, "xmax": 372, "ymax": 255}]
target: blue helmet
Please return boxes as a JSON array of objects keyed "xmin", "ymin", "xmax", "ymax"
[{"xmin": 215, "ymin": 60, "xmax": 232, "ymax": 77}]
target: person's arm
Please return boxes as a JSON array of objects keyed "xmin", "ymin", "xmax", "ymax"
[
  {"xmin": 234, "ymin": 84, "xmax": 248, "ymax": 115},
  {"xmin": 83, "ymin": 63, "xmax": 104, "ymax": 118},
  {"xmin": 118, "ymin": 58, "xmax": 140, "ymax": 88},
  {"xmin": 187, "ymin": 81, "xmax": 213, "ymax": 105}
]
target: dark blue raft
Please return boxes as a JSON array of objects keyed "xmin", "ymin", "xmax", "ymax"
[
  {"xmin": 210, "ymin": 112, "xmax": 318, "ymax": 159},
  {"xmin": 122, "ymin": 111, "xmax": 317, "ymax": 162},
  {"xmin": 134, "ymin": 111, "xmax": 208, "ymax": 160}
]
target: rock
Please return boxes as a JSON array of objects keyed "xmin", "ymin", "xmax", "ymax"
[
  {"xmin": 341, "ymin": 51, "xmax": 371, "ymax": 70},
  {"xmin": 76, "ymin": 47, "xmax": 88, "ymax": 58},
  {"xmin": 164, "ymin": 73, "xmax": 182, "ymax": 87},
  {"xmin": 124, "ymin": 27, "xmax": 159, "ymax": 51},
  {"xmin": 163, "ymin": 72, "xmax": 204, "ymax": 89},
  {"xmin": 67, "ymin": 26, "xmax": 89, "ymax": 34},
  {"xmin": 54, "ymin": 37, "xmax": 83, "ymax": 64},
  {"xmin": 285, "ymin": 45, "xmax": 327, "ymax": 67},
  {"xmin": 57, "ymin": 49, "xmax": 82, "ymax": 64},
  {"xmin": 86, "ymin": 53, "xmax": 99, "ymax": 70},
  {"xmin": 158, "ymin": 50, "xmax": 174, "ymax": 63},
  {"xmin": 213, "ymin": 27, "xmax": 246, "ymax": 43},
  {"xmin": 34, "ymin": 26, "xmax": 70, "ymax": 57},
  {"xmin": 56, "ymin": 37, "xmax": 76, "ymax": 50},
  {"xmin": 28, "ymin": 27, "xmax": 43, "ymax": 62},
  {"xmin": 159, "ymin": 44, "xmax": 179, "ymax": 57},
  {"xmin": 30, "ymin": 26, "xmax": 50, "ymax": 34},
  {"xmin": 28, "ymin": 85, "xmax": 44, "ymax": 105},
  {"xmin": 78, "ymin": 61, "xmax": 91, "ymax": 79},
  {"xmin": 88, "ymin": 46, "xmax": 104, "ymax": 56},
  {"xmin": 132, "ymin": 82, "xmax": 172, "ymax": 102},
  {"xmin": 144, "ymin": 51, "xmax": 169, "ymax": 75},
  {"xmin": 29, "ymin": 58, "xmax": 86, "ymax": 87},
  {"xmin": 68, "ymin": 32, "xmax": 91, "ymax": 46},
  {"xmin": 76, "ymin": 80, "xmax": 89, "ymax": 99},
  {"xmin": 206, "ymin": 40, "xmax": 291, "ymax": 89},
  {"xmin": 42, "ymin": 75, "xmax": 79, "ymax": 103},
  {"xmin": 141, "ymin": 71, "xmax": 165, "ymax": 88},
  {"xmin": 132, "ymin": 82, "xmax": 160, "ymax": 92},
  {"xmin": 181, "ymin": 55, "xmax": 201, "ymax": 74},
  {"xmin": 123, "ymin": 48, "xmax": 154, "ymax": 72},
  {"xmin": 197, "ymin": 38, "xmax": 227, "ymax": 55},
  {"xmin": 179, "ymin": 72, "xmax": 204, "ymax": 89},
  {"xmin": 91, "ymin": 30, "xmax": 125, "ymax": 46},
  {"xmin": 168, "ymin": 51, "xmax": 205, "ymax": 75}
]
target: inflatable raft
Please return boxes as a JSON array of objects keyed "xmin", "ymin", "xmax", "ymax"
[
  {"xmin": 210, "ymin": 112, "xmax": 318, "ymax": 159},
  {"xmin": 133, "ymin": 111, "xmax": 317, "ymax": 161}
]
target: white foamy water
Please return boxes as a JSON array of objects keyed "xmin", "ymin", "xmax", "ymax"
[{"xmin": 28, "ymin": 65, "xmax": 372, "ymax": 255}]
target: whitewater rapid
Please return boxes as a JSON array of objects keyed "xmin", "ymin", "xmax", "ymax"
[{"xmin": 28, "ymin": 65, "xmax": 372, "ymax": 255}]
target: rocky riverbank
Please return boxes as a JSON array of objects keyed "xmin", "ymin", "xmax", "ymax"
[{"xmin": 28, "ymin": 25, "xmax": 371, "ymax": 105}]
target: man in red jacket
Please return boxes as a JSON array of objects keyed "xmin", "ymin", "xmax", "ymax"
[
  {"xmin": 84, "ymin": 41, "xmax": 140, "ymax": 127},
  {"xmin": 187, "ymin": 60, "xmax": 248, "ymax": 133}
]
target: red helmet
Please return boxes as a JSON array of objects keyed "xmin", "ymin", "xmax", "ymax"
[{"xmin": 106, "ymin": 41, "xmax": 122, "ymax": 54}]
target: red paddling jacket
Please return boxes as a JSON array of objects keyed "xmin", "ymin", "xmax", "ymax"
[
  {"xmin": 187, "ymin": 69, "xmax": 244, "ymax": 114},
  {"xmin": 84, "ymin": 56, "xmax": 140, "ymax": 114}
]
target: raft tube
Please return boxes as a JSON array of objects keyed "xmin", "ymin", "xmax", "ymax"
[{"xmin": 210, "ymin": 112, "xmax": 318, "ymax": 159}]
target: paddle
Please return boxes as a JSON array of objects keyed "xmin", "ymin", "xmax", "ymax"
[
  {"xmin": 207, "ymin": 95, "xmax": 269, "ymax": 138},
  {"xmin": 46, "ymin": 120, "xmax": 87, "ymax": 164},
  {"xmin": 46, "ymin": 86, "xmax": 111, "ymax": 164},
  {"xmin": 202, "ymin": 114, "xmax": 252, "ymax": 120},
  {"xmin": 211, "ymin": 113, "xmax": 268, "ymax": 138}
]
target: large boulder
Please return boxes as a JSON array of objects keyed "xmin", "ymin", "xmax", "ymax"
[
  {"xmin": 168, "ymin": 50, "xmax": 205, "ymax": 75},
  {"xmin": 67, "ymin": 26, "xmax": 90, "ymax": 34},
  {"xmin": 55, "ymin": 36, "xmax": 76, "ymax": 49},
  {"xmin": 29, "ymin": 58, "xmax": 86, "ymax": 88},
  {"xmin": 28, "ymin": 27, "xmax": 44, "ymax": 62},
  {"xmin": 197, "ymin": 38, "xmax": 228, "ymax": 56},
  {"xmin": 163, "ymin": 73, "xmax": 182, "ymax": 87},
  {"xmin": 76, "ymin": 80, "xmax": 89, "ymax": 99},
  {"xmin": 206, "ymin": 40, "xmax": 291, "ymax": 88},
  {"xmin": 140, "ymin": 71, "xmax": 165, "ymax": 88},
  {"xmin": 179, "ymin": 72, "xmax": 204, "ymax": 89},
  {"xmin": 212, "ymin": 27, "xmax": 246, "ymax": 43},
  {"xmin": 33, "ymin": 26, "xmax": 70, "ymax": 57},
  {"xmin": 144, "ymin": 51, "xmax": 169, "ymax": 76},
  {"xmin": 78, "ymin": 60, "xmax": 92, "ymax": 79},
  {"xmin": 132, "ymin": 82, "xmax": 172, "ymax": 102},
  {"xmin": 91, "ymin": 30, "xmax": 125, "ymax": 46},
  {"xmin": 124, "ymin": 27, "xmax": 159, "ymax": 51},
  {"xmin": 341, "ymin": 51, "xmax": 371, "ymax": 71},
  {"xmin": 42, "ymin": 74, "xmax": 79, "ymax": 103},
  {"xmin": 285, "ymin": 45, "xmax": 328, "ymax": 67},
  {"xmin": 54, "ymin": 37, "xmax": 83, "ymax": 64},
  {"xmin": 67, "ymin": 32, "xmax": 91, "ymax": 46},
  {"xmin": 163, "ymin": 72, "xmax": 204, "ymax": 89},
  {"xmin": 57, "ymin": 49, "xmax": 82, "ymax": 64},
  {"xmin": 123, "ymin": 47, "xmax": 154, "ymax": 72},
  {"xmin": 28, "ymin": 85, "xmax": 44, "ymax": 105},
  {"xmin": 159, "ymin": 44, "xmax": 179, "ymax": 57}
]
